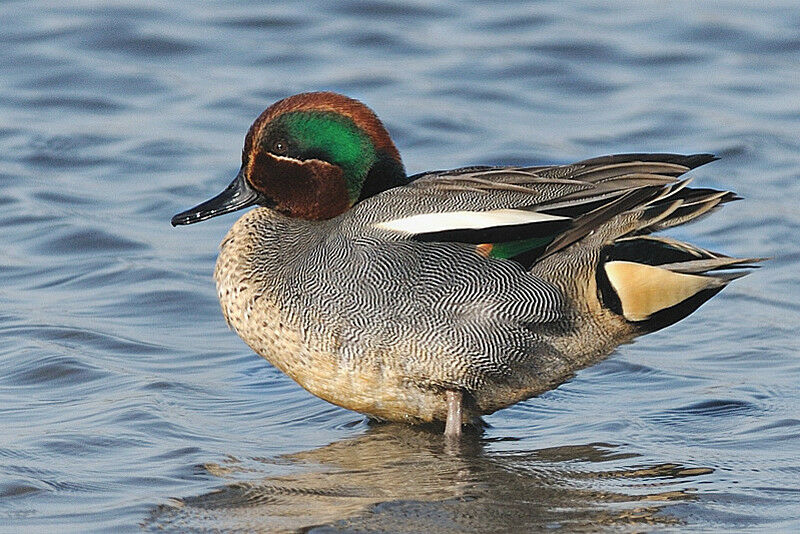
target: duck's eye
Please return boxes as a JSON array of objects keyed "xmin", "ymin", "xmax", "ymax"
[{"xmin": 272, "ymin": 139, "xmax": 288, "ymax": 155}]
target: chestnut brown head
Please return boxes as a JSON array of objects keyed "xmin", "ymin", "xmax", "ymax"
[{"xmin": 172, "ymin": 92, "xmax": 406, "ymax": 226}]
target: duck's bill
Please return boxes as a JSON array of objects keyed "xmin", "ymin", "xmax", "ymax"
[{"xmin": 171, "ymin": 169, "xmax": 260, "ymax": 226}]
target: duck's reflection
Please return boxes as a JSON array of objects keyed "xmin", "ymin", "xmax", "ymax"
[{"xmin": 145, "ymin": 423, "xmax": 711, "ymax": 532}]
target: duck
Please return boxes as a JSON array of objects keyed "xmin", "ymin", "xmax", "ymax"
[{"xmin": 172, "ymin": 91, "xmax": 760, "ymax": 438}]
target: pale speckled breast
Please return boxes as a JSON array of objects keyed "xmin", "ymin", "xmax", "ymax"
[{"xmin": 213, "ymin": 209, "xmax": 455, "ymax": 423}]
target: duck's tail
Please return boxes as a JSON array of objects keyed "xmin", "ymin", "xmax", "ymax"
[
  {"xmin": 596, "ymin": 235, "xmax": 762, "ymax": 332},
  {"xmin": 592, "ymin": 173, "xmax": 763, "ymax": 332},
  {"xmin": 530, "ymin": 154, "xmax": 764, "ymax": 335}
]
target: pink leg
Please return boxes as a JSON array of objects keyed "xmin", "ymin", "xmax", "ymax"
[{"xmin": 444, "ymin": 390, "xmax": 463, "ymax": 438}]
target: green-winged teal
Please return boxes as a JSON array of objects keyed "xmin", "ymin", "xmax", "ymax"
[{"xmin": 173, "ymin": 92, "xmax": 760, "ymax": 437}]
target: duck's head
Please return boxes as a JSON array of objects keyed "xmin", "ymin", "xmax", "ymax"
[{"xmin": 172, "ymin": 92, "xmax": 406, "ymax": 226}]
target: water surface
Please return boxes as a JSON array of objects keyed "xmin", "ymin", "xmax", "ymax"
[{"xmin": 1, "ymin": 1, "xmax": 799, "ymax": 531}]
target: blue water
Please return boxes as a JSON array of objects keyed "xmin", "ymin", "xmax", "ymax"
[{"xmin": 2, "ymin": 1, "xmax": 799, "ymax": 531}]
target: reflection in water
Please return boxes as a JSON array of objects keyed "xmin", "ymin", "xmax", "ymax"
[{"xmin": 144, "ymin": 424, "xmax": 711, "ymax": 532}]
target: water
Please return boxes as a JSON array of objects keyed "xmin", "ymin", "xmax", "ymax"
[{"xmin": 1, "ymin": 0, "xmax": 799, "ymax": 531}]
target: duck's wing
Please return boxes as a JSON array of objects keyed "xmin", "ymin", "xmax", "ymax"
[
  {"xmin": 350, "ymin": 153, "xmax": 764, "ymax": 340},
  {"xmin": 358, "ymin": 153, "xmax": 735, "ymax": 266}
]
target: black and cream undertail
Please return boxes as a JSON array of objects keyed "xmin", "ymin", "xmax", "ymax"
[{"xmin": 216, "ymin": 154, "xmax": 760, "ymax": 421}]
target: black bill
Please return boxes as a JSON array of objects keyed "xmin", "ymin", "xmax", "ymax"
[{"xmin": 171, "ymin": 169, "xmax": 261, "ymax": 226}]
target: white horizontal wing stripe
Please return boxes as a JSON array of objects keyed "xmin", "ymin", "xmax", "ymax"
[{"xmin": 374, "ymin": 209, "xmax": 568, "ymax": 235}]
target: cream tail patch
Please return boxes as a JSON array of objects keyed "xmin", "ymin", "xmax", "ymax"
[{"xmin": 604, "ymin": 260, "xmax": 723, "ymax": 322}]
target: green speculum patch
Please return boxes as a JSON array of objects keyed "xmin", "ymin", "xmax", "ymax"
[
  {"xmin": 489, "ymin": 236, "xmax": 553, "ymax": 259},
  {"xmin": 279, "ymin": 111, "xmax": 377, "ymax": 203}
]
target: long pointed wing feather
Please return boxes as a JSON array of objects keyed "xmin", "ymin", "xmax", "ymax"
[{"xmin": 357, "ymin": 154, "xmax": 725, "ymax": 263}]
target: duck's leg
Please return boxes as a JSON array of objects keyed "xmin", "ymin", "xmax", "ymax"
[{"xmin": 444, "ymin": 390, "xmax": 463, "ymax": 438}]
